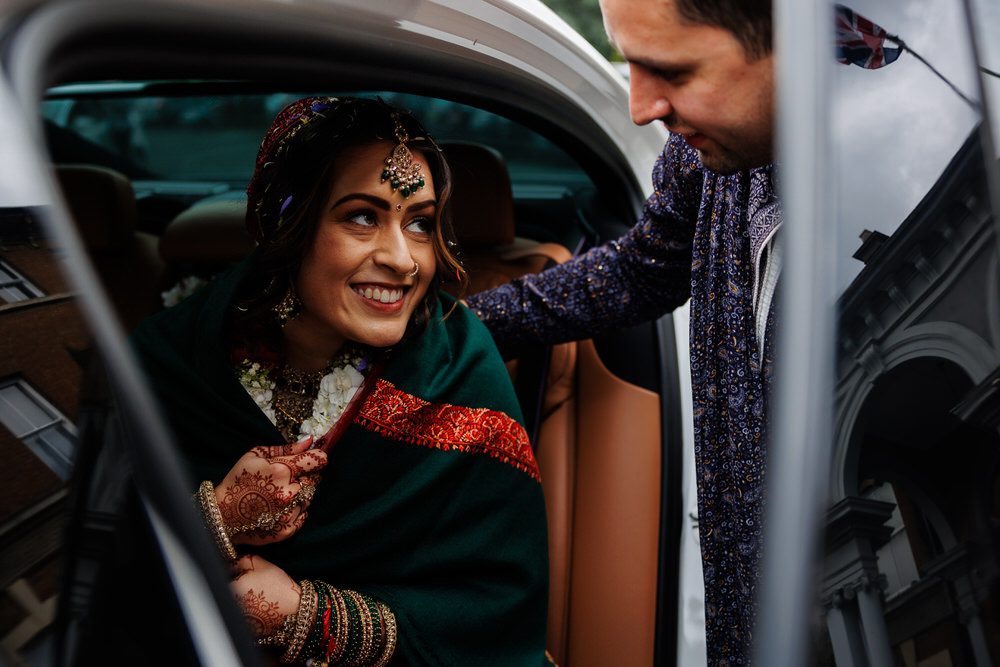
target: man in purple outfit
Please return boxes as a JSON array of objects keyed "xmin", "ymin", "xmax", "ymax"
[{"xmin": 466, "ymin": 0, "xmax": 779, "ymax": 663}]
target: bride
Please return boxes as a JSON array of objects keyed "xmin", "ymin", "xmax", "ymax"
[{"xmin": 131, "ymin": 96, "xmax": 550, "ymax": 665}]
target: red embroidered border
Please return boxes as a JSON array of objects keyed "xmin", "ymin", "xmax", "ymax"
[{"xmin": 355, "ymin": 380, "xmax": 540, "ymax": 482}]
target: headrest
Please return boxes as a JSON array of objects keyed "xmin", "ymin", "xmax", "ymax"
[
  {"xmin": 159, "ymin": 199, "xmax": 255, "ymax": 264},
  {"xmin": 55, "ymin": 164, "xmax": 137, "ymax": 251},
  {"xmin": 441, "ymin": 142, "xmax": 515, "ymax": 247}
]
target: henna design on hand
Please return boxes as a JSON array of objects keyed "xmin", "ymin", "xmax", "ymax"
[
  {"xmin": 238, "ymin": 588, "xmax": 287, "ymax": 637},
  {"xmin": 219, "ymin": 469, "xmax": 295, "ymax": 539},
  {"xmin": 217, "ymin": 436, "xmax": 325, "ymax": 545},
  {"xmin": 250, "ymin": 443, "xmax": 295, "ymax": 459},
  {"xmin": 272, "ymin": 450, "xmax": 326, "ymax": 479}
]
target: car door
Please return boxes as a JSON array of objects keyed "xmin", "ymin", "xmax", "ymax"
[{"xmin": 0, "ymin": 62, "xmax": 259, "ymax": 667}]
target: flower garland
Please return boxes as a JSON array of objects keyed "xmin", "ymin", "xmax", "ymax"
[
  {"xmin": 161, "ymin": 275, "xmax": 209, "ymax": 307},
  {"xmin": 237, "ymin": 348, "xmax": 368, "ymax": 440}
]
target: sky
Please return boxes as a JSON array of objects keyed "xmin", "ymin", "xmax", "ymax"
[{"xmin": 832, "ymin": 0, "xmax": 999, "ymax": 292}]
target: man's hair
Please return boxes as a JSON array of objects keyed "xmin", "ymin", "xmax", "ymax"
[{"xmin": 674, "ymin": 0, "xmax": 772, "ymax": 59}]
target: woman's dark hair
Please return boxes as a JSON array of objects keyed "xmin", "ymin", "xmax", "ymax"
[
  {"xmin": 674, "ymin": 0, "xmax": 772, "ymax": 60},
  {"xmin": 233, "ymin": 96, "xmax": 466, "ymax": 348}
]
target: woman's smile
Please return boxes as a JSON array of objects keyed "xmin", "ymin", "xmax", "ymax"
[{"xmin": 352, "ymin": 282, "xmax": 409, "ymax": 313}]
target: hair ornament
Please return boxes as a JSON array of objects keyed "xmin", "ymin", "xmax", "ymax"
[{"xmin": 380, "ymin": 114, "xmax": 425, "ymax": 198}]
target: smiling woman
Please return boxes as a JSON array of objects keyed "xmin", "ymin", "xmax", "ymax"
[
  {"xmin": 125, "ymin": 97, "xmax": 551, "ymax": 666},
  {"xmin": 293, "ymin": 140, "xmax": 438, "ymax": 355}
]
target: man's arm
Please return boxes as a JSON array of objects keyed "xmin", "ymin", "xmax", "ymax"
[{"xmin": 465, "ymin": 133, "xmax": 704, "ymax": 349}]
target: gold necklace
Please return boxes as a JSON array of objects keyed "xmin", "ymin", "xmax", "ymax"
[{"xmin": 272, "ymin": 363, "xmax": 332, "ymax": 442}]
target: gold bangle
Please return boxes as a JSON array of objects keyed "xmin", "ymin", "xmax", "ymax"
[
  {"xmin": 330, "ymin": 587, "xmax": 349, "ymax": 664},
  {"xmin": 372, "ymin": 602, "xmax": 397, "ymax": 667},
  {"xmin": 196, "ymin": 480, "xmax": 237, "ymax": 562},
  {"xmin": 345, "ymin": 590, "xmax": 374, "ymax": 665},
  {"xmin": 281, "ymin": 580, "xmax": 317, "ymax": 664}
]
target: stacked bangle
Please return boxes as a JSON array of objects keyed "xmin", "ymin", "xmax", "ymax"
[
  {"xmin": 281, "ymin": 580, "xmax": 318, "ymax": 664},
  {"xmin": 251, "ymin": 578, "xmax": 396, "ymax": 666},
  {"xmin": 289, "ymin": 582, "xmax": 396, "ymax": 666},
  {"xmin": 195, "ymin": 480, "xmax": 237, "ymax": 563}
]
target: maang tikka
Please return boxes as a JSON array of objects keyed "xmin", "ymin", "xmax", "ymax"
[{"xmin": 380, "ymin": 115, "xmax": 425, "ymax": 198}]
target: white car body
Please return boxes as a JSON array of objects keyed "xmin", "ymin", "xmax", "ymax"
[{"xmin": 0, "ymin": 1, "xmax": 704, "ymax": 664}]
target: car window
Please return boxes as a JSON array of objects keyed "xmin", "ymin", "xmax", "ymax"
[
  {"xmin": 41, "ymin": 86, "xmax": 598, "ymax": 250},
  {"xmin": 41, "ymin": 87, "xmax": 592, "ymax": 191},
  {"xmin": 827, "ymin": 1, "xmax": 1000, "ymax": 665},
  {"xmin": 0, "ymin": 206, "xmax": 90, "ymax": 664}
]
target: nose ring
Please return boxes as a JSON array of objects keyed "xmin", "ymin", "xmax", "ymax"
[{"xmin": 405, "ymin": 261, "xmax": 419, "ymax": 278}]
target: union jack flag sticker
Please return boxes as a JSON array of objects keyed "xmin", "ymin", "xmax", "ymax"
[{"xmin": 835, "ymin": 4, "xmax": 902, "ymax": 69}]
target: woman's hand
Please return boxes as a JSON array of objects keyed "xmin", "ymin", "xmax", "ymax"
[
  {"xmin": 215, "ymin": 435, "xmax": 327, "ymax": 545},
  {"xmin": 231, "ymin": 555, "xmax": 300, "ymax": 638}
]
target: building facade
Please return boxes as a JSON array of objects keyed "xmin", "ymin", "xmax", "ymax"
[{"xmin": 827, "ymin": 133, "xmax": 1000, "ymax": 666}]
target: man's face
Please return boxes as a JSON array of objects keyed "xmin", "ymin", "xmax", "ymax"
[{"xmin": 601, "ymin": 0, "xmax": 775, "ymax": 174}]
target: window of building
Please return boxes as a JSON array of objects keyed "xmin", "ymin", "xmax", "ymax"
[
  {"xmin": 0, "ymin": 379, "xmax": 77, "ymax": 479},
  {"xmin": 0, "ymin": 260, "xmax": 45, "ymax": 303}
]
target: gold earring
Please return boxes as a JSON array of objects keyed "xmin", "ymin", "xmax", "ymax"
[{"xmin": 273, "ymin": 283, "xmax": 302, "ymax": 326}]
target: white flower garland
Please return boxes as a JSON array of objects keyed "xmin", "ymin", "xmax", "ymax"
[
  {"xmin": 161, "ymin": 275, "xmax": 209, "ymax": 307},
  {"xmin": 237, "ymin": 350, "xmax": 366, "ymax": 439}
]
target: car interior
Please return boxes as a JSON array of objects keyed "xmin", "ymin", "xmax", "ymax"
[{"xmin": 22, "ymin": 79, "xmax": 679, "ymax": 665}]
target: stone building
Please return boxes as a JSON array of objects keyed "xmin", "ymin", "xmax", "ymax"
[
  {"xmin": 0, "ymin": 207, "xmax": 89, "ymax": 666},
  {"xmin": 826, "ymin": 131, "xmax": 1000, "ymax": 666}
]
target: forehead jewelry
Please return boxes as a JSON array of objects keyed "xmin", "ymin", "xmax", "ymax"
[{"xmin": 380, "ymin": 115, "xmax": 425, "ymax": 199}]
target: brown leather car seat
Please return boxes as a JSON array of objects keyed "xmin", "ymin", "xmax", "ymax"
[
  {"xmin": 158, "ymin": 199, "xmax": 254, "ymax": 287},
  {"xmin": 444, "ymin": 142, "xmax": 662, "ymax": 667},
  {"xmin": 55, "ymin": 165, "xmax": 165, "ymax": 331},
  {"xmin": 441, "ymin": 141, "xmax": 581, "ymax": 661}
]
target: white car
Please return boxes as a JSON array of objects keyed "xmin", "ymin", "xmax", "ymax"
[
  {"xmin": 0, "ymin": 1, "xmax": 703, "ymax": 665},
  {"xmin": 5, "ymin": 1, "xmax": 998, "ymax": 666}
]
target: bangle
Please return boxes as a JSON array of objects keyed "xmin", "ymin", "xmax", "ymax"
[
  {"xmin": 195, "ymin": 480, "xmax": 237, "ymax": 563},
  {"xmin": 281, "ymin": 580, "xmax": 317, "ymax": 664},
  {"xmin": 345, "ymin": 590, "xmax": 374, "ymax": 664},
  {"xmin": 372, "ymin": 602, "xmax": 397, "ymax": 667},
  {"xmin": 329, "ymin": 585, "xmax": 349, "ymax": 663}
]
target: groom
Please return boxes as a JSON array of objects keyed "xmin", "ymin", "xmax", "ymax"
[{"xmin": 467, "ymin": 0, "xmax": 779, "ymax": 663}]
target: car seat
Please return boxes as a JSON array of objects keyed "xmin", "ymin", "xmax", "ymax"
[
  {"xmin": 55, "ymin": 164, "xmax": 165, "ymax": 331},
  {"xmin": 443, "ymin": 141, "xmax": 662, "ymax": 667},
  {"xmin": 158, "ymin": 198, "xmax": 254, "ymax": 289}
]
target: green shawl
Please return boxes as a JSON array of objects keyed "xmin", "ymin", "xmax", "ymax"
[{"xmin": 131, "ymin": 258, "xmax": 549, "ymax": 665}]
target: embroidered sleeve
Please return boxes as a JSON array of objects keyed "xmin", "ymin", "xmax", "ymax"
[{"xmin": 466, "ymin": 133, "xmax": 704, "ymax": 350}]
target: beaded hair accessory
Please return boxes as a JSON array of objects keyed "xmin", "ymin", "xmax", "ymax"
[
  {"xmin": 246, "ymin": 96, "xmax": 339, "ymax": 243},
  {"xmin": 380, "ymin": 114, "xmax": 425, "ymax": 199}
]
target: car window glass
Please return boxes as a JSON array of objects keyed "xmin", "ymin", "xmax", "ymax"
[
  {"xmin": 0, "ymin": 206, "xmax": 89, "ymax": 664},
  {"xmin": 828, "ymin": 1, "xmax": 1000, "ymax": 665},
  {"xmin": 41, "ymin": 87, "xmax": 598, "ymax": 251},
  {"xmin": 41, "ymin": 88, "xmax": 592, "ymax": 191}
]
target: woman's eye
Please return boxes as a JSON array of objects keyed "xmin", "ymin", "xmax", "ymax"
[
  {"xmin": 408, "ymin": 217, "xmax": 432, "ymax": 235},
  {"xmin": 346, "ymin": 211, "xmax": 376, "ymax": 227}
]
